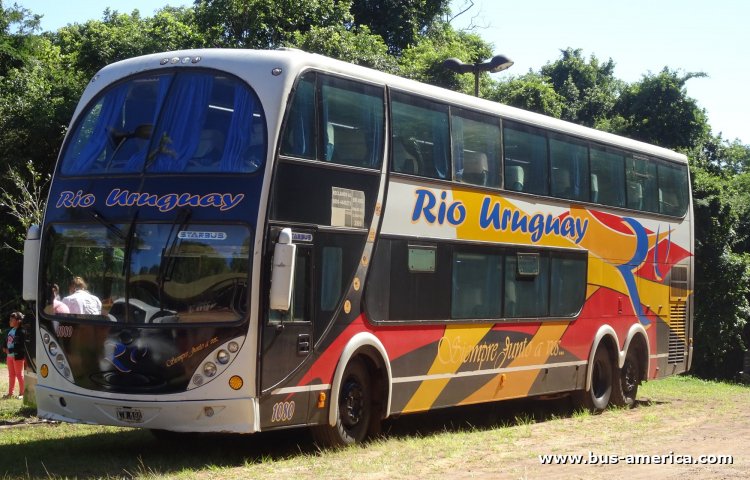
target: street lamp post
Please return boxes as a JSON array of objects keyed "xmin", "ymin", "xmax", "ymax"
[{"xmin": 442, "ymin": 54, "xmax": 514, "ymax": 97}]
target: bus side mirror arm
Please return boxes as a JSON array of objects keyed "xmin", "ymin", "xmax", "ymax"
[
  {"xmin": 23, "ymin": 225, "xmax": 41, "ymax": 302},
  {"xmin": 269, "ymin": 228, "xmax": 296, "ymax": 312}
]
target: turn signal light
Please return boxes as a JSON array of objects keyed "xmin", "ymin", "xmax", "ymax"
[
  {"xmin": 229, "ymin": 375, "xmax": 243, "ymax": 390},
  {"xmin": 40, "ymin": 364, "xmax": 49, "ymax": 378}
]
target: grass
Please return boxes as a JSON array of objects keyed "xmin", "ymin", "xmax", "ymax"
[{"xmin": 1, "ymin": 362, "xmax": 749, "ymax": 479}]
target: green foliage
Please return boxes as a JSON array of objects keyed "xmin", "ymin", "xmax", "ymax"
[
  {"xmin": 0, "ymin": 0, "xmax": 42, "ymax": 75},
  {"xmin": 398, "ymin": 24, "xmax": 492, "ymax": 94},
  {"xmin": 540, "ymin": 48, "xmax": 622, "ymax": 126},
  {"xmin": 193, "ymin": 0, "xmax": 351, "ymax": 49},
  {"xmin": 489, "ymin": 72, "xmax": 564, "ymax": 118},
  {"xmin": 690, "ymin": 166, "xmax": 750, "ymax": 378},
  {"xmin": 288, "ymin": 25, "xmax": 397, "ymax": 73},
  {"xmin": 613, "ymin": 68, "xmax": 709, "ymax": 150},
  {"xmin": 350, "ymin": 0, "xmax": 450, "ymax": 53},
  {"xmin": 54, "ymin": 7, "xmax": 204, "ymax": 80}
]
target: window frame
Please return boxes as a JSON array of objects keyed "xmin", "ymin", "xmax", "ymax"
[
  {"xmin": 279, "ymin": 69, "xmax": 386, "ymax": 171},
  {"xmin": 364, "ymin": 236, "xmax": 588, "ymax": 325}
]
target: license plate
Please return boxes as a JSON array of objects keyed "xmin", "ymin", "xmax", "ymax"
[{"xmin": 116, "ymin": 407, "xmax": 143, "ymax": 423}]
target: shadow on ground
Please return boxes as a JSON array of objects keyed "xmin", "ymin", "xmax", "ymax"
[{"xmin": 0, "ymin": 395, "xmax": 662, "ymax": 479}]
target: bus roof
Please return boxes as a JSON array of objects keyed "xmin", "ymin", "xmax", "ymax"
[{"xmin": 90, "ymin": 48, "xmax": 687, "ymax": 165}]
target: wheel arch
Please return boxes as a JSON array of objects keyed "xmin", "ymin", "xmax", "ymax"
[
  {"xmin": 328, "ymin": 332, "xmax": 392, "ymax": 427},
  {"xmin": 584, "ymin": 325, "xmax": 620, "ymax": 392}
]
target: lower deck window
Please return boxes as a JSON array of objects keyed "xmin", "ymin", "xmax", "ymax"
[{"xmin": 366, "ymin": 238, "xmax": 587, "ymax": 322}]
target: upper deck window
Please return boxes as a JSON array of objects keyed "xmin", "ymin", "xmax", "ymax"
[
  {"xmin": 60, "ymin": 71, "xmax": 266, "ymax": 175},
  {"xmin": 280, "ymin": 72, "xmax": 385, "ymax": 169}
]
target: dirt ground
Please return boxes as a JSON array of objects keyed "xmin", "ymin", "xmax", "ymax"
[{"xmin": 468, "ymin": 394, "xmax": 749, "ymax": 479}]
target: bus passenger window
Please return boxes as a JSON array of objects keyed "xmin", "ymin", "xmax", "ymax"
[
  {"xmin": 451, "ymin": 110, "xmax": 501, "ymax": 188},
  {"xmin": 550, "ymin": 135, "xmax": 589, "ymax": 202},
  {"xmin": 281, "ymin": 73, "xmax": 317, "ymax": 159},
  {"xmin": 550, "ymin": 254, "xmax": 587, "ymax": 317},
  {"xmin": 657, "ymin": 162, "xmax": 689, "ymax": 216},
  {"xmin": 319, "ymin": 76, "xmax": 384, "ymax": 168},
  {"xmin": 590, "ymin": 147, "xmax": 625, "ymax": 208},
  {"xmin": 451, "ymin": 252, "xmax": 502, "ymax": 319},
  {"xmin": 626, "ymin": 156, "xmax": 658, "ymax": 212},
  {"xmin": 504, "ymin": 253, "xmax": 549, "ymax": 318},
  {"xmin": 391, "ymin": 92, "xmax": 449, "ymax": 180},
  {"xmin": 503, "ymin": 124, "xmax": 548, "ymax": 195}
]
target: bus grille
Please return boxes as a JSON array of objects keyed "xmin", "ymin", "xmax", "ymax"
[{"xmin": 668, "ymin": 302, "xmax": 687, "ymax": 364}]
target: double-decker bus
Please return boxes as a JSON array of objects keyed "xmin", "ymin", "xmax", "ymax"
[{"xmin": 23, "ymin": 48, "xmax": 693, "ymax": 446}]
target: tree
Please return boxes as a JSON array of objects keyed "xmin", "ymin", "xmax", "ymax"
[
  {"xmin": 540, "ymin": 48, "xmax": 621, "ymax": 127},
  {"xmin": 288, "ymin": 24, "xmax": 397, "ymax": 73},
  {"xmin": 350, "ymin": 0, "xmax": 450, "ymax": 54},
  {"xmin": 690, "ymin": 166, "xmax": 750, "ymax": 379},
  {"xmin": 0, "ymin": 0, "xmax": 42, "ymax": 75},
  {"xmin": 613, "ymin": 68, "xmax": 709, "ymax": 150},
  {"xmin": 398, "ymin": 24, "xmax": 492, "ymax": 94},
  {"xmin": 490, "ymin": 72, "xmax": 565, "ymax": 118},
  {"xmin": 53, "ymin": 8, "xmax": 204, "ymax": 80},
  {"xmin": 193, "ymin": 0, "xmax": 350, "ymax": 49}
]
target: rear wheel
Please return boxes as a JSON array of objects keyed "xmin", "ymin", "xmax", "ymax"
[
  {"xmin": 576, "ymin": 346, "xmax": 614, "ymax": 412},
  {"xmin": 312, "ymin": 359, "xmax": 373, "ymax": 447},
  {"xmin": 611, "ymin": 348, "xmax": 640, "ymax": 408}
]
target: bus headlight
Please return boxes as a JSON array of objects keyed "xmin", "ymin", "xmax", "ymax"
[
  {"xmin": 216, "ymin": 350, "xmax": 230, "ymax": 365},
  {"xmin": 203, "ymin": 362, "xmax": 217, "ymax": 377},
  {"xmin": 187, "ymin": 337, "xmax": 244, "ymax": 390},
  {"xmin": 40, "ymin": 327, "xmax": 74, "ymax": 382}
]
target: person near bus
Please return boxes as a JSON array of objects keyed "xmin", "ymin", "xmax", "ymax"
[
  {"xmin": 3, "ymin": 311, "xmax": 26, "ymax": 399},
  {"xmin": 62, "ymin": 276, "xmax": 102, "ymax": 315},
  {"xmin": 46, "ymin": 283, "xmax": 70, "ymax": 314}
]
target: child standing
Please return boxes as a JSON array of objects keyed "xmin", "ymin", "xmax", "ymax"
[{"xmin": 3, "ymin": 312, "xmax": 26, "ymax": 399}]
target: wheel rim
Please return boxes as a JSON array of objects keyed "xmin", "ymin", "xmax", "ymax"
[{"xmin": 341, "ymin": 377, "xmax": 364, "ymax": 429}]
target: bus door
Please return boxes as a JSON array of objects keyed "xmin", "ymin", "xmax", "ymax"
[{"xmin": 260, "ymin": 227, "xmax": 315, "ymax": 393}]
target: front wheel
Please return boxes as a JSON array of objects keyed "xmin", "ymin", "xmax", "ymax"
[
  {"xmin": 312, "ymin": 359, "xmax": 373, "ymax": 447},
  {"xmin": 576, "ymin": 346, "xmax": 613, "ymax": 412},
  {"xmin": 611, "ymin": 349, "xmax": 640, "ymax": 408}
]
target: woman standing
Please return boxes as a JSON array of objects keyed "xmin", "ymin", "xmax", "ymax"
[{"xmin": 3, "ymin": 312, "xmax": 26, "ymax": 399}]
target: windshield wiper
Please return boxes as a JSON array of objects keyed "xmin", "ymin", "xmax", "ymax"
[
  {"xmin": 86, "ymin": 209, "xmax": 126, "ymax": 240},
  {"xmin": 144, "ymin": 132, "xmax": 176, "ymax": 169},
  {"xmin": 121, "ymin": 210, "xmax": 140, "ymax": 276}
]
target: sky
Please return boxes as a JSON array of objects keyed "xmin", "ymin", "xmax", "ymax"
[{"xmin": 14, "ymin": 0, "xmax": 750, "ymax": 144}]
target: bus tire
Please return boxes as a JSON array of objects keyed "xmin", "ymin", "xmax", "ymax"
[
  {"xmin": 312, "ymin": 359, "xmax": 372, "ymax": 447},
  {"xmin": 577, "ymin": 345, "xmax": 613, "ymax": 412},
  {"xmin": 611, "ymin": 348, "xmax": 640, "ymax": 408}
]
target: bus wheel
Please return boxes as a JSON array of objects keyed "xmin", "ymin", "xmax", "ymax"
[
  {"xmin": 312, "ymin": 359, "xmax": 372, "ymax": 447},
  {"xmin": 611, "ymin": 349, "xmax": 640, "ymax": 408},
  {"xmin": 577, "ymin": 346, "xmax": 613, "ymax": 412}
]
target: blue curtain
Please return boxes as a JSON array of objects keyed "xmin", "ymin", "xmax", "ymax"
[
  {"xmin": 432, "ymin": 113, "xmax": 449, "ymax": 179},
  {"xmin": 220, "ymin": 85, "xmax": 259, "ymax": 172},
  {"xmin": 363, "ymin": 94, "xmax": 384, "ymax": 168},
  {"xmin": 150, "ymin": 74, "xmax": 214, "ymax": 172},
  {"xmin": 63, "ymin": 84, "xmax": 129, "ymax": 174},
  {"xmin": 452, "ymin": 117, "xmax": 465, "ymax": 179},
  {"xmin": 123, "ymin": 76, "xmax": 173, "ymax": 172}
]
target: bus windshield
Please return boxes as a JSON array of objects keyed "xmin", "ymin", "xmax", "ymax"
[
  {"xmin": 42, "ymin": 222, "xmax": 252, "ymax": 324},
  {"xmin": 60, "ymin": 71, "xmax": 266, "ymax": 175}
]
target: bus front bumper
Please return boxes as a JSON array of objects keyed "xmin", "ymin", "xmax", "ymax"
[{"xmin": 36, "ymin": 385, "xmax": 260, "ymax": 434}]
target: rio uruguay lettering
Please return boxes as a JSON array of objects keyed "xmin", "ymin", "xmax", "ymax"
[{"xmin": 412, "ymin": 188, "xmax": 588, "ymax": 244}]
